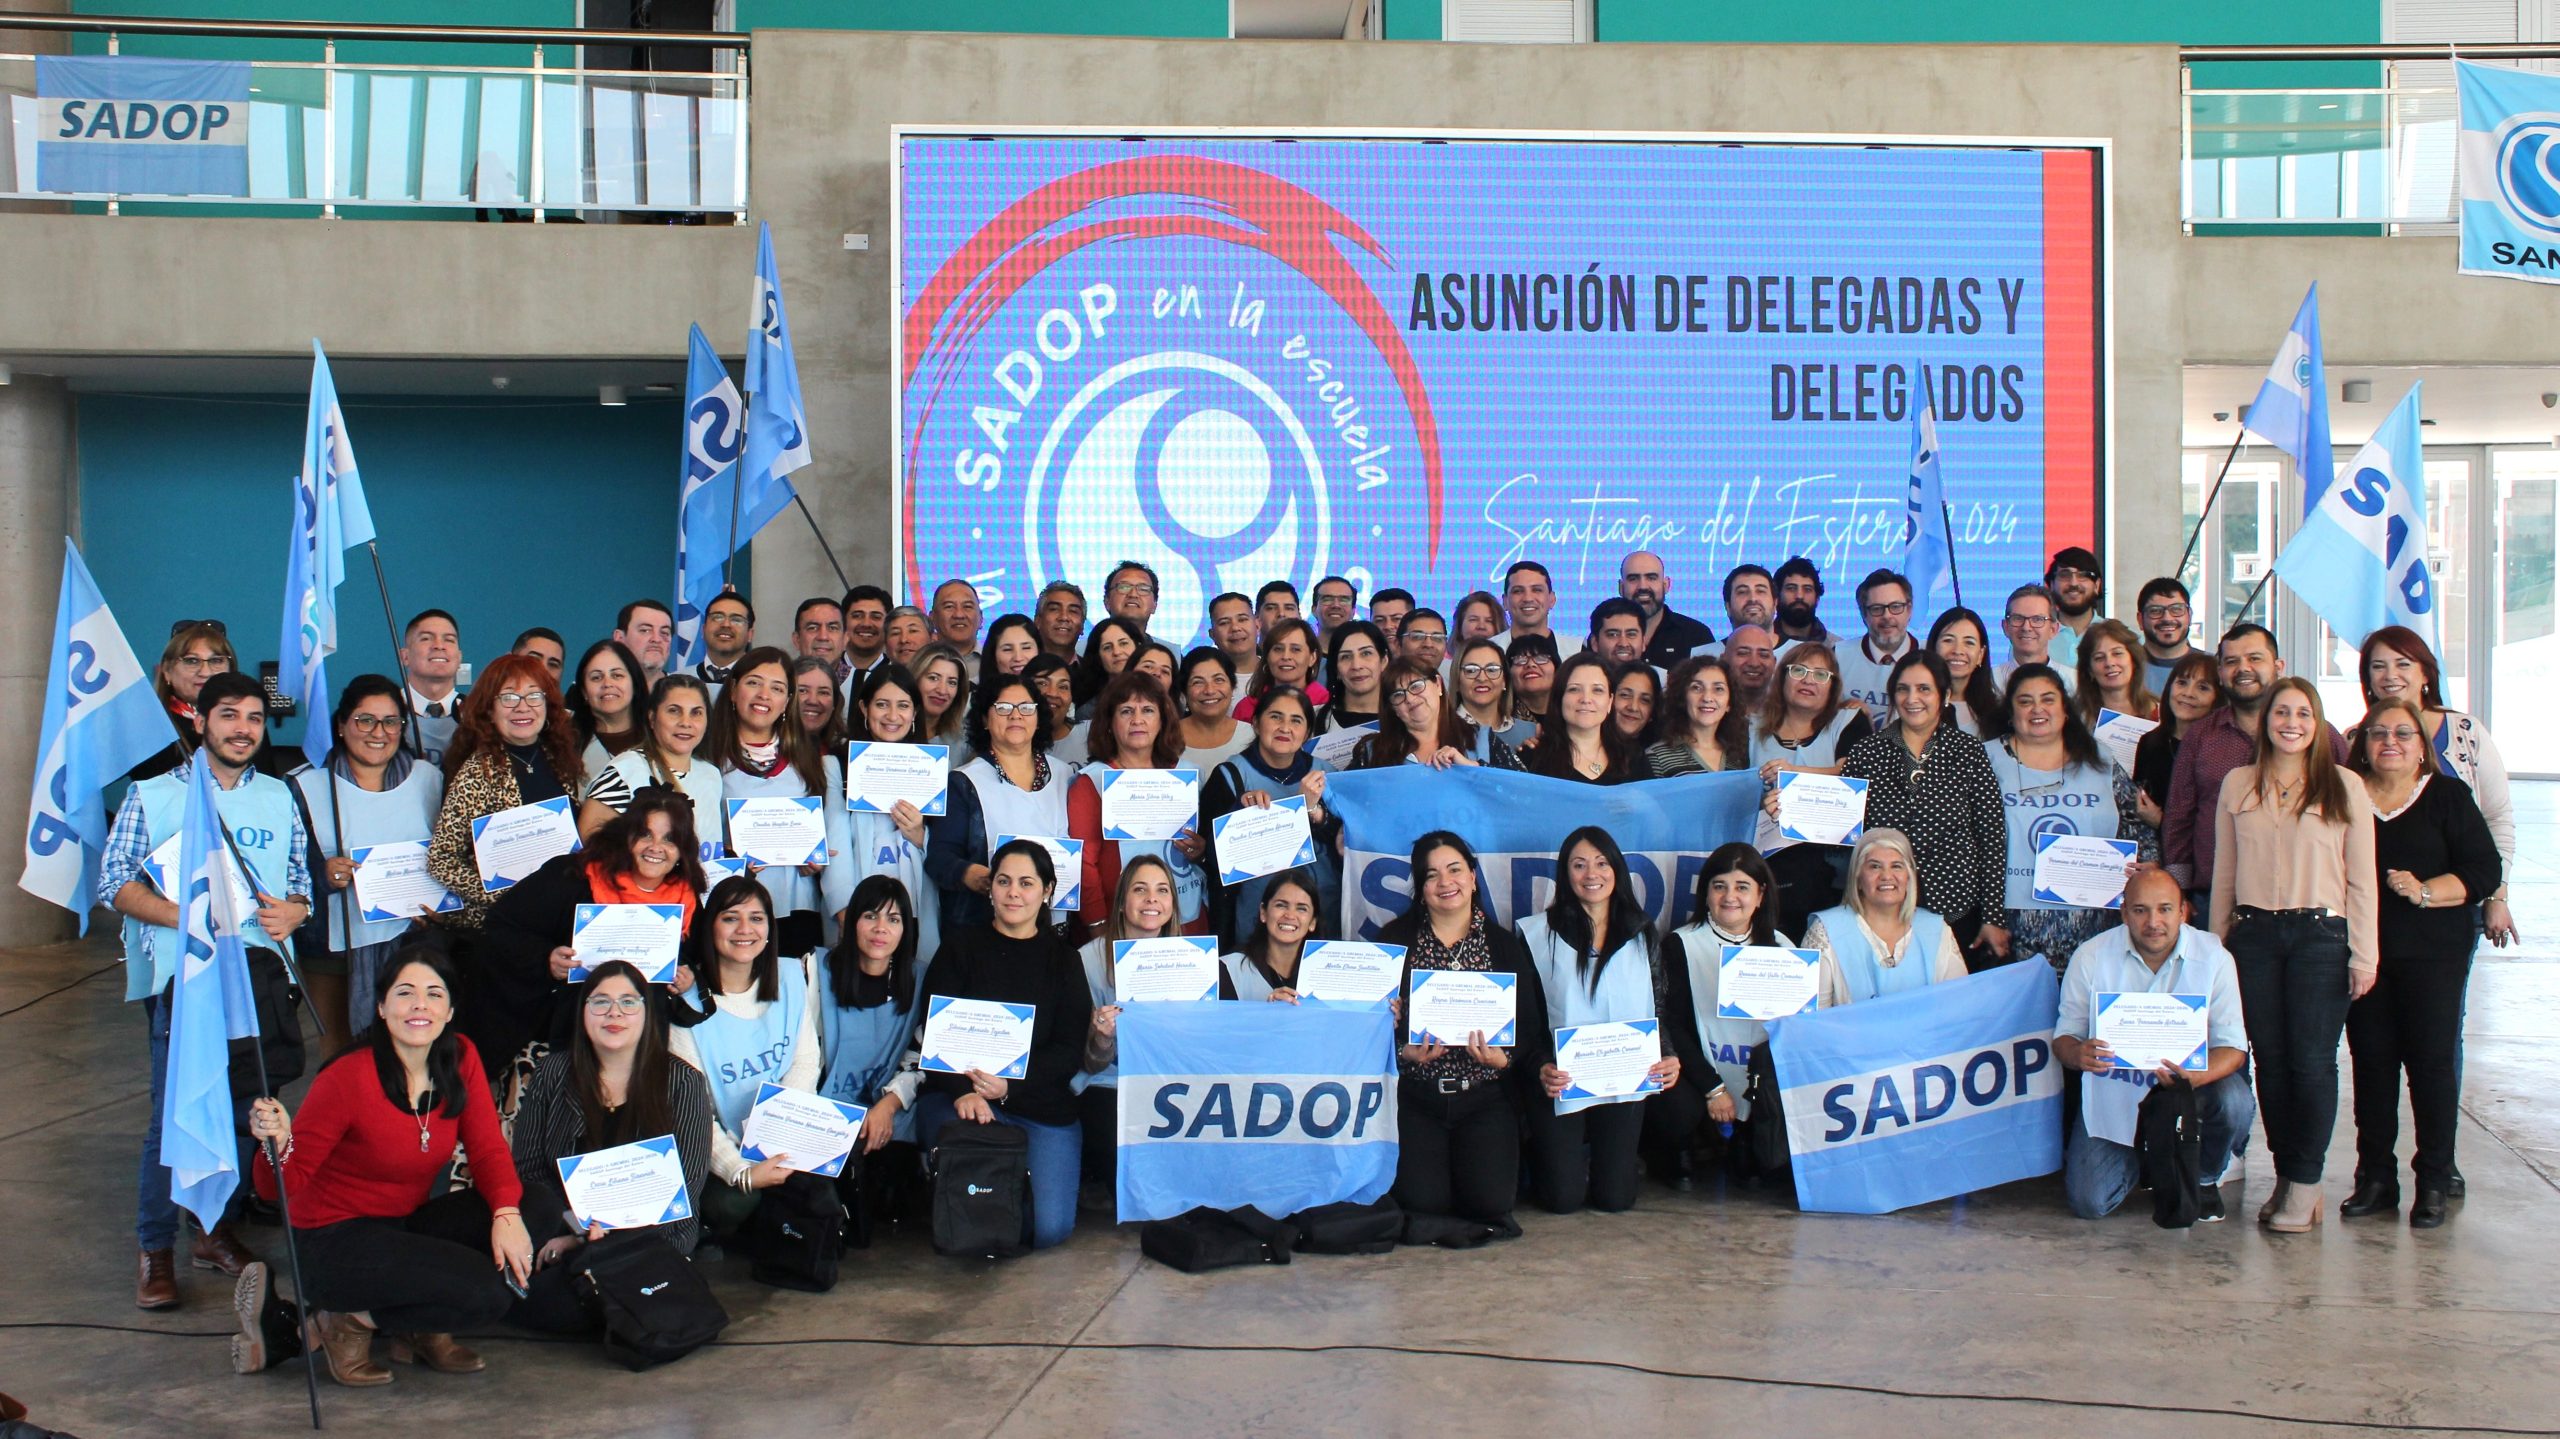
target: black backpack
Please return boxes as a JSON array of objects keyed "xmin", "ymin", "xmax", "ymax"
[
  {"xmin": 739, "ymin": 1171, "xmax": 848, "ymax": 1292},
  {"xmin": 1288, "ymin": 1196, "xmax": 1403, "ymax": 1255},
  {"xmin": 931, "ymin": 1120, "xmax": 1033, "ymax": 1259},
  {"xmin": 577, "ymin": 1234, "xmax": 730, "ymax": 1371},
  {"xmin": 1139, "ymin": 1206, "xmax": 1298, "ymax": 1272},
  {"xmin": 1397, "ymin": 1209, "xmax": 1522, "ymax": 1249},
  {"xmin": 1743, "ymin": 1042, "xmax": 1791, "ymax": 1175},
  {"xmin": 2136, "ymin": 1073, "xmax": 2205, "ymax": 1229}
]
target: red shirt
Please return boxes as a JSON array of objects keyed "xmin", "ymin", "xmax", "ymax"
[
  {"xmin": 1065, "ymin": 767, "xmax": 1212, "ymax": 944},
  {"xmin": 254, "ymin": 1036, "xmax": 522, "ymax": 1228}
]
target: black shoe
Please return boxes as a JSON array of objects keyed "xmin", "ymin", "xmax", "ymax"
[
  {"xmin": 2195, "ymin": 1186, "xmax": 2228, "ymax": 1223},
  {"xmin": 2339, "ymin": 1175, "xmax": 2401, "ymax": 1218},
  {"xmin": 2447, "ymin": 1168, "xmax": 2466, "ymax": 1199},
  {"xmin": 2411, "ymin": 1189, "xmax": 2451, "ymax": 1229}
]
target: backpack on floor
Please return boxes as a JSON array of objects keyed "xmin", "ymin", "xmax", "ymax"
[
  {"xmin": 740, "ymin": 1171, "xmax": 848, "ymax": 1292},
  {"xmin": 1288, "ymin": 1196, "xmax": 1403, "ymax": 1255},
  {"xmin": 1140, "ymin": 1206, "xmax": 1298, "ymax": 1273},
  {"xmin": 577, "ymin": 1234, "xmax": 729, "ymax": 1371},
  {"xmin": 1743, "ymin": 1042, "xmax": 1791, "ymax": 1175},
  {"xmin": 931, "ymin": 1121, "xmax": 1033, "ymax": 1259},
  {"xmin": 2136, "ymin": 1073, "xmax": 2205, "ymax": 1230}
]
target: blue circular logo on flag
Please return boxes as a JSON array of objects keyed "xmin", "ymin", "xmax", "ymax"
[{"xmin": 2493, "ymin": 116, "xmax": 2560, "ymax": 235}]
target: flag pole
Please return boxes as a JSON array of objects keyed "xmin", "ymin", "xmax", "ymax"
[
  {"xmin": 2174, "ymin": 425, "xmax": 2249, "ymax": 585},
  {"xmin": 359, "ymin": 542, "xmax": 416, "ymax": 760},
  {"xmin": 720, "ymin": 440, "xmax": 745, "ymax": 589},
  {"xmin": 791, "ymin": 493, "xmax": 851, "ymax": 592},
  {"xmin": 2237, "ymin": 567, "xmax": 2277, "ymax": 624},
  {"xmin": 1937, "ymin": 500, "xmax": 1966, "ymax": 611},
  {"xmin": 243, "ymin": 989, "xmax": 326, "ymax": 1430}
]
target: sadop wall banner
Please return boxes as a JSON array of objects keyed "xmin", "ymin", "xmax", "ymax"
[{"xmin": 896, "ymin": 131, "xmax": 2105, "ymax": 649}]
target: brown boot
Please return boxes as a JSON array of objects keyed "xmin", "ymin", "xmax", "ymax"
[
  {"xmin": 305, "ymin": 1310, "xmax": 391, "ymax": 1387},
  {"xmin": 388, "ymin": 1333, "xmax": 485, "ymax": 1374},
  {"xmin": 135, "ymin": 1247, "xmax": 179, "ymax": 1310},
  {"xmin": 190, "ymin": 1224, "xmax": 258, "ymax": 1276},
  {"xmin": 2266, "ymin": 1180, "xmax": 2325, "ymax": 1234}
]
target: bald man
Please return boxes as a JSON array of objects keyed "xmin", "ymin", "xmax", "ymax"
[{"xmin": 1620, "ymin": 549, "xmax": 1716, "ymax": 668}]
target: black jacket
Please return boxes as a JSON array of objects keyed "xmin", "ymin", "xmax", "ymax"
[{"xmin": 1376, "ymin": 909, "xmax": 1553, "ymax": 1086}]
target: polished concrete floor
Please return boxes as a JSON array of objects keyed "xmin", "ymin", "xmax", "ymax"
[{"xmin": 7, "ymin": 793, "xmax": 2560, "ymax": 1438}]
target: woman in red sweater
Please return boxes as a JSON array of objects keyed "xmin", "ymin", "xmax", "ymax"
[
  {"xmin": 244, "ymin": 948, "xmax": 530, "ymax": 1387},
  {"xmin": 1064, "ymin": 672, "xmax": 1208, "ymax": 943}
]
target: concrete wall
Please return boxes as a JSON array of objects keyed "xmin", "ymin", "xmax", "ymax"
[
  {"xmin": 0, "ymin": 377, "xmax": 73, "ymax": 946},
  {"xmin": 2181, "ymin": 236, "xmax": 2560, "ymax": 367}
]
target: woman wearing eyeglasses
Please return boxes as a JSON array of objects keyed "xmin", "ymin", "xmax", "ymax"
[
  {"xmin": 1199, "ymin": 687, "xmax": 1341, "ymax": 949},
  {"xmin": 1350, "ymin": 658, "xmax": 1524, "ymax": 771},
  {"xmin": 134, "ymin": 619, "xmax": 242, "ymax": 781},
  {"xmin": 925, "ymin": 676, "xmax": 1072, "ymax": 933},
  {"xmin": 291, "ymin": 675, "xmax": 448, "ymax": 1052},
  {"xmin": 1452, "ymin": 638, "xmax": 1537, "ymax": 750},
  {"xmin": 2359, "ymin": 625, "xmax": 2519, "ymax": 951},
  {"xmin": 1747, "ymin": 642, "xmax": 1873, "ymax": 936}
]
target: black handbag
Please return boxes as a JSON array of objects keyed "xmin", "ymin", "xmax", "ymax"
[
  {"xmin": 576, "ymin": 1234, "xmax": 729, "ymax": 1371},
  {"xmin": 1139, "ymin": 1206, "xmax": 1298, "ymax": 1272},
  {"xmin": 740, "ymin": 1171, "xmax": 848, "ymax": 1292},
  {"xmin": 930, "ymin": 1120, "xmax": 1033, "ymax": 1259},
  {"xmin": 1743, "ymin": 1042, "xmax": 1791, "ymax": 1176},
  {"xmin": 2136, "ymin": 1073, "xmax": 2205, "ymax": 1230},
  {"xmin": 1288, "ymin": 1196, "xmax": 1403, "ymax": 1255}
]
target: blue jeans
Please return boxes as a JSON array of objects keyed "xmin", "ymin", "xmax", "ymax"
[
  {"xmin": 136, "ymin": 993, "xmax": 249, "ymax": 1250},
  {"xmin": 2064, "ymin": 1061, "xmax": 2256, "ymax": 1219},
  {"xmin": 2229, "ymin": 908, "xmax": 2355, "ymax": 1185},
  {"xmin": 915, "ymin": 1092, "xmax": 1081, "ymax": 1250}
]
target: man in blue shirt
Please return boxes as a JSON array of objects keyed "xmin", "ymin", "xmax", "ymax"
[{"xmin": 2054, "ymin": 867, "xmax": 2253, "ymax": 1222}]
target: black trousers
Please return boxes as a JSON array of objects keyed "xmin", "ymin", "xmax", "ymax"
[
  {"xmin": 1392, "ymin": 1077, "xmax": 1517, "ymax": 1225},
  {"xmin": 2347, "ymin": 951, "xmax": 2472, "ymax": 1193},
  {"xmin": 1523, "ymin": 1094, "xmax": 1647, "ymax": 1214},
  {"xmin": 2229, "ymin": 908, "xmax": 2355, "ymax": 1186},
  {"xmin": 1076, "ymin": 1083, "xmax": 1118, "ymax": 1203},
  {"xmin": 294, "ymin": 1189, "xmax": 513, "ymax": 1335}
]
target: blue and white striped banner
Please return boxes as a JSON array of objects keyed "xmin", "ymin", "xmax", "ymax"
[{"xmin": 36, "ymin": 57, "xmax": 249, "ymax": 197}]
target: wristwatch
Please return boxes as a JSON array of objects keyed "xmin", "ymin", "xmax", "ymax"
[
  {"xmin": 2417, "ymin": 884, "xmax": 2432, "ymax": 909},
  {"xmin": 284, "ymin": 893, "xmax": 313, "ymax": 911}
]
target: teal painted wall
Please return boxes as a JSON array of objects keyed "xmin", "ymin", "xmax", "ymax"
[
  {"xmin": 69, "ymin": 0, "xmax": 564, "ymax": 61},
  {"xmin": 737, "ymin": 1, "xmax": 1228, "ymax": 37},
  {"xmin": 1591, "ymin": 0, "xmax": 2376, "ymax": 45},
  {"xmin": 1383, "ymin": 0, "xmax": 1440, "ymax": 40}
]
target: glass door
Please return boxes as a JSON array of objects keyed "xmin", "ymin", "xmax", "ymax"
[
  {"xmin": 2179, "ymin": 450, "xmax": 2285, "ymax": 643},
  {"xmin": 2308, "ymin": 449, "xmax": 2474, "ymax": 725}
]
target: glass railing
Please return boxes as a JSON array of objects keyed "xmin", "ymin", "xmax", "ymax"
[
  {"xmin": 0, "ymin": 47, "xmax": 746, "ymax": 216},
  {"xmin": 2184, "ymin": 66, "xmax": 2464, "ymax": 229}
]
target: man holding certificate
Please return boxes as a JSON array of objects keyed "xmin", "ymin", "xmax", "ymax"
[{"xmin": 2053, "ymin": 869, "xmax": 2253, "ymax": 1222}]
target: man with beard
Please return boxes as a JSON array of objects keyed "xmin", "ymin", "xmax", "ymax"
[
  {"xmin": 2161, "ymin": 622, "xmax": 2347, "ymax": 903},
  {"xmin": 2134, "ymin": 576, "xmax": 2197, "ymax": 691},
  {"xmin": 1721, "ymin": 624, "xmax": 1780, "ymax": 713},
  {"xmin": 2045, "ymin": 546, "xmax": 2104, "ymax": 669},
  {"xmin": 1587, "ymin": 598, "xmax": 1651, "ymax": 673},
  {"xmin": 1035, "ymin": 580, "xmax": 1087, "ymax": 663},
  {"xmin": 1721, "ymin": 563, "xmax": 1776, "ymax": 636},
  {"xmin": 1618, "ymin": 549, "xmax": 1715, "ymax": 668},
  {"xmin": 1771, "ymin": 556, "xmax": 1832, "ymax": 644},
  {"xmin": 1835, "ymin": 568, "xmax": 1919, "ymax": 720}
]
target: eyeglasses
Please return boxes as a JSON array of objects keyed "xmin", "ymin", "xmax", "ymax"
[
  {"xmin": 987, "ymin": 700, "xmax": 1041, "ymax": 718},
  {"xmin": 494, "ymin": 691, "xmax": 546, "ymax": 710},
  {"xmin": 583, "ymin": 995, "xmax": 647, "ymax": 1016},
  {"xmin": 2363, "ymin": 725, "xmax": 2422, "ymax": 744},
  {"xmin": 2051, "ymin": 566, "xmax": 2100, "ymax": 582},
  {"xmin": 169, "ymin": 619, "xmax": 228, "ymax": 637},
  {"xmin": 2004, "ymin": 613, "xmax": 2056, "ymax": 629},
  {"xmin": 346, "ymin": 713, "xmax": 403, "ymax": 733},
  {"xmin": 2140, "ymin": 603, "xmax": 2192, "ymax": 621},
  {"xmin": 1784, "ymin": 664, "xmax": 1835, "ymax": 681},
  {"xmin": 172, "ymin": 655, "xmax": 232, "ymax": 672},
  {"xmin": 1390, "ymin": 679, "xmax": 1437, "ymax": 702},
  {"xmin": 1861, "ymin": 601, "xmax": 1911, "ymax": 618},
  {"xmin": 1510, "ymin": 655, "xmax": 1555, "ymax": 669},
  {"xmin": 1108, "ymin": 582, "xmax": 1157, "ymax": 597},
  {"xmin": 1457, "ymin": 663, "xmax": 1504, "ymax": 680}
]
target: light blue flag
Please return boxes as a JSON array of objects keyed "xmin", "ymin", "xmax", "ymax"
[
  {"xmin": 1772, "ymin": 960, "xmax": 2063, "ymax": 1215},
  {"xmin": 2243, "ymin": 284, "xmax": 2335, "ymax": 510},
  {"xmin": 19, "ymin": 539, "xmax": 177, "ymax": 928},
  {"xmin": 1901, "ymin": 378, "xmax": 1955, "ymax": 618},
  {"xmin": 162, "ymin": 755, "xmax": 264, "ymax": 1232},
  {"xmin": 2457, "ymin": 60, "xmax": 2560, "ymax": 286},
  {"xmin": 279, "ymin": 341, "xmax": 378, "ymax": 768},
  {"xmin": 738, "ymin": 222, "xmax": 810, "ymax": 539},
  {"xmin": 1324, "ymin": 766, "xmax": 1760, "ymax": 938},
  {"xmin": 2273, "ymin": 383, "xmax": 2438, "ymax": 649},
  {"xmin": 672, "ymin": 324, "xmax": 746, "ymax": 668},
  {"xmin": 1116, "ymin": 1002, "xmax": 1397, "ymax": 1223},
  {"xmin": 35, "ymin": 56, "xmax": 251, "ymax": 197}
]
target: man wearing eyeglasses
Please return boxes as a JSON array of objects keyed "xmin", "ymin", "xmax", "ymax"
[
  {"xmin": 2044, "ymin": 547, "xmax": 2104, "ymax": 670},
  {"xmin": 1103, "ymin": 560, "xmax": 1160, "ymax": 636},
  {"xmin": 1835, "ymin": 568, "xmax": 1920, "ymax": 719},
  {"xmin": 2135, "ymin": 577, "xmax": 2198, "ymax": 691},
  {"xmin": 1994, "ymin": 584, "xmax": 2077, "ymax": 695},
  {"xmin": 930, "ymin": 578, "xmax": 985, "ymax": 679},
  {"xmin": 397, "ymin": 609, "xmax": 466, "ymax": 766},
  {"xmin": 1310, "ymin": 575, "xmax": 1358, "ymax": 638}
]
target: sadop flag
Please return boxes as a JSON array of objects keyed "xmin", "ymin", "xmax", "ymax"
[
  {"xmin": 161, "ymin": 755, "xmax": 264, "ymax": 1231},
  {"xmin": 2243, "ymin": 284, "xmax": 2335, "ymax": 509},
  {"xmin": 279, "ymin": 340, "xmax": 378, "ymax": 767},
  {"xmin": 2273, "ymin": 383, "xmax": 2438, "ymax": 649},
  {"xmin": 1116, "ymin": 1002, "xmax": 1397, "ymax": 1222},
  {"xmin": 672, "ymin": 324, "xmax": 746, "ymax": 668},
  {"xmin": 20, "ymin": 539, "xmax": 176, "ymax": 927},
  {"xmin": 1773, "ymin": 959, "xmax": 2063, "ymax": 1215},
  {"xmin": 737, "ymin": 222, "xmax": 809, "ymax": 546},
  {"xmin": 1902, "ymin": 378, "xmax": 1956, "ymax": 617},
  {"xmin": 35, "ymin": 56, "xmax": 251, "ymax": 197},
  {"xmin": 2457, "ymin": 59, "xmax": 2560, "ymax": 285}
]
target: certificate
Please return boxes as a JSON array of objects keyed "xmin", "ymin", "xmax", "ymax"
[
  {"xmin": 920, "ymin": 996, "xmax": 1035, "ymax": 1079},
  {"xmin": 992, "ymin": 833, "xmax": 1084, "ymax": 911},
  {"xmin": 470, "ymin": 796, "xmax": 578, "ymax": 892},
  {"xmin": 2092, "ymin": 708, "xmax": 2159, "ymax": 776},
  {"xmin": 1098, "ymin": 767, "xmax": 1199, "ymax": 842},
  {"xmin": 1296, "ymin": 941, "xmax": 1404, "ymax": 1007},
  {"xmin": 1776, "ymin": 771, "xmax": 1867, "ymax": 846},
  {"xmin": 845, "ymin": 741, "xmax": 949, "ymax": 818},
  {"xmin": 348, "ymin": 840, "xmax": 462, "ymax": 922},
  {"xmin": 700, "ymin": 853, "xmax": 751, "ymax": 888},
  {"xmin": 570, "ymin": 902, "xmax": 686, "ymax": 983},
  {"xmin": 1308, "ymin": 723, "xmax": 1375, "ymax": 769},
  {"xmin": 1554, "ymin": 1019, "xmax": 1664, "ymax": 1102},
  {"xmin": 1406, "ymin": 969, "xmax": 1518, "ymax": 1046},
  {"xmin": 2093, "ymin": 991, "xmax": 2211, "ymax": 1071},
  {"xmin": 142, "ymin": 832, "xmax": 261, "ymax": 915},
  {"xmin": 1716, "ymin": 945, "xmax": 1821, "ymax": 1021},
  {"xmin": 2031, "ymin": 834, "xmax": 2140, "ymax": 909},
  {"xmin": 1111, "ymin": 935, "xmax": 1222, "ymax": 1004},
  {"xmin": 1211, "ymin": 795, "xmax": 1317, "ymax": 884},
  {"xmin": 724, "ymin": 795, "xmax": 828, "ymax": 866},
  {"xmin": 739, "ymin": 1082, "xmax": 865, "ymax": 1178},
  {"xmin": 556, "ymin": 1135, "xmax": 694, "ymax": 1231}
]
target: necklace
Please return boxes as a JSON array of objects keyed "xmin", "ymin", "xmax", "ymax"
[{"xmin": 409, "ymin": 1090, "xmax": 434, "ymax": 1153}]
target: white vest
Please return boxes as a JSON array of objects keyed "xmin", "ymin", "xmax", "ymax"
[{"xmin": 290, "ymin": 762, "xmax": 444, "ymax": 953}]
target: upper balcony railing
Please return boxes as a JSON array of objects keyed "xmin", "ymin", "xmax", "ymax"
[{"xmin": 0, "ymin": 11, "xmax": 748, "ymax": 219}]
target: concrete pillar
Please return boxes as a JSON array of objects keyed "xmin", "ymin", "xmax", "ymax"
[{"xmin": 0, "ymin": 374, "xmax": 75, "ymax": 947}]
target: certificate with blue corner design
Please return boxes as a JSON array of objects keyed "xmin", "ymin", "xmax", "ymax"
[
  {"xmin": 1210, "ymin": 795, "xmax": 1316, "ymax": 884},
  {"xmin": 348, "ymin": 840, "xmax": 463, "ymax": 922},
  {"xmin": 992, "ymin": 833, "xmax": 1083, "ymax": 911},
  {"xmin": 2092, "ymin": 708, "xmax": 2158, "ymax": 775},
  {"xmin": 1554, "ymin": 1019, "xmax": 1663, "ymax": 1102},
  {"xmin": 1776, "ymin": 771, "xmax": 1867, "ymax": 845},
  {"xmin": 1297, "ymin": 941, "xmax": 1405, "ymax": 1007},
  {"xmin": 1717, "ymin": 945, "xmax": 1821, "ymax": 1021},
  {"xmin": 569, "ymin": 902, "xmax": 685, "ymax": 983},
  {"xmin": 1406, "ymin": 969, "xmax": 1517, "ymax": 1046},
  {"xmin": 700, "ymin": 851, "xmax": 750, "ymax": 888},
  {"xmin": 1097, "ymin": 766, "xmax": 1198, "ymax": 842},
  {"xmin": 2093, "ymin": 992, "xmax": 2211, "ymax": 1071},
  {"xmin": 920, "ymin": 996, "xmax": 1035, "ymax": 1078},
  {"xmin": 141, "ymin": 832, "xmax": 260, "ymax": 914},
  {"xmin": 739, "ymin": 1083, "xmax": 866, "ymax": 1178},
  {"xmin": 845, "ymin": 741, "xmax": 950, "ymax": 817},
  {"xmin": 725, "ymin": 795, "xmax": 829, "ymax": 866},
  {"xmin": 556, "ymin": 1135, "xmax": 694, "ymax": 1231},
  {"xmin": 1111, "ymin": 936, "xmax": 1222, "ymax": 1004},
  {"xmin": 2031, "ymin": 833, "xmax": 2140, "ymax": 909},
  {"xmin": 470, "ymin": 796, "xmax": 577, "ymax": 892}
]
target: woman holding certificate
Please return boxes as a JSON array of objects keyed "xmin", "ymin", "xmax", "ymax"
[
  {"xmin": 1750, "ymin": 644, "xmax": 1874, "ymax": 937},
  {"xmin": 1644, "ymin": 656, "xmax": 1749, "ymax": 777},
  {"xmin": 1073, "ymin": 856, "xmax": 1186, "ymax": 1199},
  {"xmin": 1839, "ymin": 651, "xmax": 2007, "ymax": 961},
  {"xmin": 242, "ymin": 950, "xmax": 529, "ymax": 1387},
  {"xmin": 505, "ymin": 961, "xmax": 715, "ymax": 1334},
  {"xmin": 817, "ymin": 878, "xmax": 928, "ymax": 1212},
  {"xmin": 831, "ymin": 666, "xmax": 943, "ymax": 974},
  {"xmin": 1066, "ymin": 673, "xmax": 1209, "ymax": 941},
  {"xmin": 1978, "ymin": 664, "xmax": 2153, "ymax": 970},
  {"xmin": 1221, "ymin": 871, "xmax": 1324, "ymax": 1002},
  {"xmin": 1515, "ymin": 828, "xmax": 1680, "ymax": 1215},
  {"xmin": 1804, "ymin": 830, "xmax": 1969, "ymax": 1006},
  {"xmin": 1520, "ymin": 654, "xmax": 1639, "ymax": 784},
  {"xmin": 577, "ymin": 674, "xmax": 720, "ymax": 842},
  {"xmin": 1349, "ymin": 658, "xmax": 1523, "ymax": 771},
  {"xmin": 2206, "ymin": 677, "xmax": 2381, "ymax": 1234},
  {"xmin": 1199, "ymin": 687, "xmax": 1340, "ymax": 948},
  {"xmin": 1379, "ymin": 832, "xmax": 1545, "ymax": 1234},
  {"xmin": 926, "ymin": 677, "xmax": 1073, "ymax": 933},
  {"xmin": 291, "ymin": 674, "xmax": 447, "ymax": 1050},
  {"xmin": 427, "ymin": 653, "xmax": 587, "ymax": 934},
  {"xmin": 706, "ymin": 647, "xmax": 846, "ymax": 959},
  {"xmin": 2359, "ymin": 626, "xmax": 2519, "ymax": 950},
  {"xmin": 1654, "ymin": 844, "xmax": 1795, "ymax": 1185},
  {"xmin": 915, "ymin": 841, "xmax": 1097, "ymax": 1251},
  {"xmin": 566, "ymin": 639, "xmax": 646, "ymax": 778}
]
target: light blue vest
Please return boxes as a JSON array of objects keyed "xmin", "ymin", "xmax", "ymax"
[
  {"xmin": 1222, "ymin": 949, "xmax": 1283, "ymax": 1004},
  {"xmin": 1080, "ymin": 762, "xmax": 1208, "ymax": 924},
  {"xmin": 828, "ymin": 810, "xmax": 942, "ymax": 988},
  {"xmin": 689, "ymin": 957, "xmax": 809, "ymax": 1134},
  {"xmin": 718, "ymin": 756, "xmax": 844, "ymax": 940},
  {"xmin": 1986, "ymin": 744, "xmax": 2119, "ymax": 911},
  {"xmin": 1073, "ymin": 937, "xmax": 1120, "ymax": 1093},
  {"xmin": 122, "ymin": 766, "xmax": 299, "ymax": 1001},
  {"xmin": 1816, "ymin": 905, "xmax": 1949, "ymax": 1004},
  {"xmin": 815, "ymin": 952, "xmax": 919, "ymax": 1145},
  {"xmin": 1519, "ymin": 913, "xmax": 1659, "ymax": 1115},
  {"xmin": 291, "ymin": 763, "xmax": 444, "ymax": 954},
  {"xmin": 1211, "ymin": 753, "xmax": 1340, "ymax": 944},
  {"xmin": 1675, "ymin": 922, "xmax": 1794, "ymax": 1122}
]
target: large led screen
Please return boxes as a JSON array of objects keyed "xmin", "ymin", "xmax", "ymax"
[{"xmin": 896, "ymin": 131, "xmax": 2104, "ymax": 648}]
